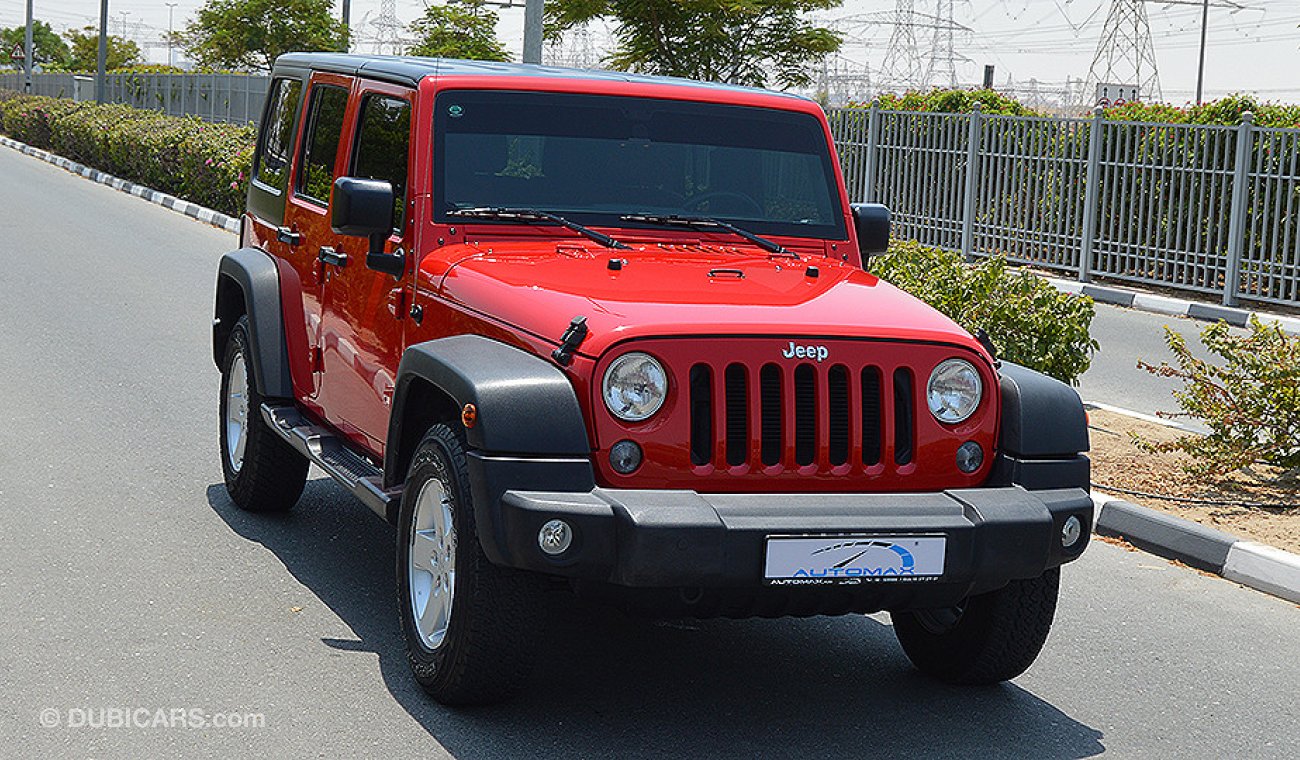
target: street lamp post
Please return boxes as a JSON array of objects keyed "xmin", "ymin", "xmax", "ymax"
[
  {"xmin": 465, "ymin": 0, "xmax": 544, "ymax": 65},
  {"xmin": 1195, "ymin": 0, "xmax": 1209, "ymax": 106},
  {"xmin": 24, "ymin": 0, "xmax": 33, "ymax": 92},
  {"xmin": 523, "ymin": 0, "xmax": 543, "ymax": 64},
  {"xmin": 166, "ymin": 3, "xmax": 178, "ymax": 68},
  {"xmin": 96, "ymin": 0, "xmax": 108, "ymax": 103}
]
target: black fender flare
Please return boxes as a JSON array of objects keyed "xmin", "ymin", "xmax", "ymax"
[
  {"xmin": 385, "ymin": 336, "xmax": 594, "ymax": 563},
  {"xmin": 385, "ymin": 334, "xmax": 592, "ymax": 481},
  {"xmin": 992, "ymin": 362, "xmax": 1091, "ymax": 491},
  {"xmin": 996, "ymin": 362, "xmax": 1089, "ymax": 458},
  {"xmin": 213, "ymin": 248, "xmax": 293, "ymax": 399}
]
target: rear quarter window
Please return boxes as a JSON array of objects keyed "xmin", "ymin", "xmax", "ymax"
[{"xmin": 253, "ymin": 78, "xmax": 303, "ymax": 193}]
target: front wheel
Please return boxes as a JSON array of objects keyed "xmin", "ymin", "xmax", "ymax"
[
  {"xmin": 891, "ymin": 568, "xmax": 1060, "ymax": 685},
  {"xmin": 397, "ymin": 424, "xmax": 547, "ymax": 706}
]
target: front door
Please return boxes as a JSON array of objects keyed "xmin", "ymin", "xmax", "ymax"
[
  {"xmin": 281, "ymin": 73, "xmax": 352, "ymax": 404},
  {"xmin": 316, "ymin": 82, "xmax": 415, "ymax": 453}
]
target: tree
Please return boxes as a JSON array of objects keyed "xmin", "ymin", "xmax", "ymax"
[
  {"xmin": 1, "ymin": 21, "xmax": 71, "ymax": 70},
  {"xmin": 545, "ymin": 0, "xmax": 842, "ymax": 89},
  {"xmin": 407, "ymin": 2, "xmax": 510, "ymax": 62},
  {"xmin": 181, "ymin": 0, "xmax": 348, "ymax": 73},
  {"xmin": 63, "ymin": 26, "xmax": 141, "ymax": 71}
]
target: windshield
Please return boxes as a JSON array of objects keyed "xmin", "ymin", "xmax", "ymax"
[{"xmin": 432, "ymin": 90, "xmax": 846, "ymax": 240}]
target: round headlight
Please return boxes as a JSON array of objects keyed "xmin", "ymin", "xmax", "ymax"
[
  {"xmin": 602, "ymin": 352, "xmax": 668, "ymax": 422},
  {"xmin": 927, "ymin": 359, "xmax": 983, "ymax": 424}
]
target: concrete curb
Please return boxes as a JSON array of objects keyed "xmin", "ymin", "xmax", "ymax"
[
  {"xmin": 0, "ymin": 135, "xmax": 239, "ymax": 235},
  {"xmin": 1091, "ymin": 491, "xmax": 1300, "ymax": 604},
  {"xmin": 1047, "ymin": 276, "xmax": 1300, "ymax": 336}
]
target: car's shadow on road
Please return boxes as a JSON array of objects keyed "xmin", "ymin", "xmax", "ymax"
[{"xmin": 208, "ymin": 479, "xmax": 1104, "ymax": 759}]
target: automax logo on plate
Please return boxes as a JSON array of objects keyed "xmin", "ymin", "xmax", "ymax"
[{"xmin": 764, "ymin": 536, "xmax": 947, "ymax": 585}]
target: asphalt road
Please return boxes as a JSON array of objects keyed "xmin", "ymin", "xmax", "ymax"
[
  {"xmin": 0, "ymin": 146, "xmax": 1296, "ymax": 758},
  {"xmin": 1078, "ymin": 301, "xmax": 1241, "ymax": 428}
]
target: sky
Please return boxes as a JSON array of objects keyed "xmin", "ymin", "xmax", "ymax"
[{"xmin": 3, "ymin": 1, "xmax": 1299, "ymax": 104}]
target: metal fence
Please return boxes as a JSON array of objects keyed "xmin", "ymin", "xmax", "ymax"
[
  {"xmin": 830, "ymin": 105, "xmax": 1300, "ymax": 308},
  {"xmin": 0, "ymin": 72, "xmax": 269, "ymax": 125}
]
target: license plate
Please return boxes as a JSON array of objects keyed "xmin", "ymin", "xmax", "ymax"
[{"xmin": 764, "ymin": 535, "xmax": 946, "ymax": 585}]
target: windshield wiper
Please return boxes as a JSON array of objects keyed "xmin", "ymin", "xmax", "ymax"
[
  {"xmin": 447, "ymin": 207, "xmax": 629, "ymax": 250},
  {"xmin": 620, "ymin": 214, "xmax": 798, "ymax": 259}
]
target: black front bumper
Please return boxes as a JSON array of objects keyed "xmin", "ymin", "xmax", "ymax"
[{"xmin": 467, "ymin": 453, "xmax": 1091, "ymax": 599}]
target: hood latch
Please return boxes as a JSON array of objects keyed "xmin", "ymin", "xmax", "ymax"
[{"xmin": 551, "ymin": 316, "xmax": 589, "ymax": 367}]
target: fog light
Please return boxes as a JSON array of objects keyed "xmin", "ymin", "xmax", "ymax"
[
  {"xmin": 538, "ymin": 519, "xmax": 573, "ymax": 556},
  {"xmin": 1061, "ymin": 515, "xmax": 1083, "ymax": 548},
  {"xmin": 955, "ymin": 441, "xmax": 984, "ymax": 473},
  {"xmin": 609, "ymin": 439, "xmax": 643, "ymax": 474}
]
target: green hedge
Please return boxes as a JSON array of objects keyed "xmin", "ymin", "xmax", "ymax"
[
  {"xmin": 0, "ymin": 93, "xmax": 254, "ymax": 216},
  {"xmin": 870, "ymin": 240, "xmax": 1098, "ymax": 385}
]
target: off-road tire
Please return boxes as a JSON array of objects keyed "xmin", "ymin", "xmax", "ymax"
[
  {"xmin": 219, "ymin": 315, "xmax": 309, "ymax": 512},
  {"xmin": 891, "ymin": 568, "xmax": 1060, "ymax": 685},
  {"xmin": 397, "ymin": 424, "xmax": 547, "ymax": 706}
]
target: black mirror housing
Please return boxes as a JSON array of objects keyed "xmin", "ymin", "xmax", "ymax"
[
  {"xmin": 332, "ymin": 176, "xmax": 394, "ymax": 237},
  {"xmin": 332, "ymin": 176, "xmax": 404, "ymax": 277},
  {"xmin": 851, "ymin": 203, "xmax": 891, "ymax": 261}
]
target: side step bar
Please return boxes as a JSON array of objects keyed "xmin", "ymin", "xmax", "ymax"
[{"xmin": 260, "ymin": 403, "xmax": 402, "ymax": 523}]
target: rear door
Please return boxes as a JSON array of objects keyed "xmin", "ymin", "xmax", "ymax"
[
  {"xmin": 315, "ymin": 81, "xmax": 415, "ymax": 452},
  {"xmin": 246, "ymin": 74, "xmax": 314, "ymax": 398}
]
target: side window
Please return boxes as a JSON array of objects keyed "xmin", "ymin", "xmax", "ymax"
[
  {"xmin": 253, "ymin": 77, "xmax": 302, "ymax": 191},
  {"xmin": 351, "ymin": 95, "xmax": 412, "ymax": 230},
  {"xmin": 296, "ymin": 84, "xmax": 349, "ymax": 206}
]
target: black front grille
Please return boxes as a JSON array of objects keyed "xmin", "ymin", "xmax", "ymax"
[{"xmin": 687, "ymin": 361, "xmax": 915, "ymax": 472}]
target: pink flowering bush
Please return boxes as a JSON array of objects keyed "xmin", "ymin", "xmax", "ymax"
[{"xmin": 0, "ymin": 93, "xmax": 254, "ymax": 216}]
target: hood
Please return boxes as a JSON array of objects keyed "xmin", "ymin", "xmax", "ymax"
[{"xmin": 428, "ymin": 241, "xmax": 986, "ymax": 359}]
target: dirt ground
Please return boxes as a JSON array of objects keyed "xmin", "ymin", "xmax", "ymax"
[{"xmin": 1087, "ymin": 408, "xmax": 1300, "ymax": 554}]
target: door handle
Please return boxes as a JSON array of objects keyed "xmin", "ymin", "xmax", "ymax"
[
  {"xmin": 277, "ymin": 226, "xmax": 302, "ymax": 246},
  {"xmin": 318, "ymin": 246, "xmax": 348, "ymax": 267}
]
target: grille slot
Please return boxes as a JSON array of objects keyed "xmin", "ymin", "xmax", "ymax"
[
  {"xmin": 794, "ymin": 364, "xmax": 817, "ymax": 466},
  {"xmin": 725, "ymin": 364, "xmax": 748, "ymax": 467},
  {"xmin": 862, "ymin": 367, "xmax": 882, "ymax": 465},
  {"xmin": 828, "ymin": 365, "xmax": 850, "ymax": 466},
  {"xmin": 760, "ymin": 364, "xmax": 783, "ymax": 466},
  {"xmin": 689, "ymin": 364, "xmax": 713, "ymax": 466},
  {"xmin": 893, "ymin": 368, "xmax": 915, "ymax": 465}
]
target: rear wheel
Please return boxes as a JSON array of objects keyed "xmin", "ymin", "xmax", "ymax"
[
  {"xmin": 397, "ymin": 424, "xmax": 547, "ymax": 706},
  {"xmin": 891, "ymin": 568, "xmax": 1060, "ymax": 685},
  {"xmin": 218, "ymin": 315, "xmax": 308, "ymax": 512}
]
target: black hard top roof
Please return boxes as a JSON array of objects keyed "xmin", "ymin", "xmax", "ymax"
[{"xmin": 273, "ymin": 53, "xmax": 807, "ymax": 103}]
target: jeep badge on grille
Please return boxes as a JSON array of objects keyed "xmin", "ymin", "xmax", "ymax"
[{"xmin": 782, "ymin": 342, "xmax": 829, "ymax": 362}]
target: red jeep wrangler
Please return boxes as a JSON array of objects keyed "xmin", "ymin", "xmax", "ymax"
[{"xmin": 214, "ymin": 54, "xmax": 1092, "ymax": 705}]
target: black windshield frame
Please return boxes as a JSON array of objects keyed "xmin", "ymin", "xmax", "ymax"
[{"xmin": 431, "ymin": 89, "xmax": 847, "ymax": 241}]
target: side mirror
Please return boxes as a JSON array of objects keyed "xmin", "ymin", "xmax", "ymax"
[
  {"xmin": 851, "ymin": 203, "xmax": 891, "ymax": 263},
  {"xmin": 331, "ymin": 176, "xmax": 404, "ymax": 277}
]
